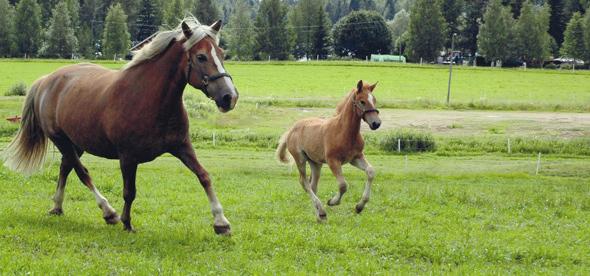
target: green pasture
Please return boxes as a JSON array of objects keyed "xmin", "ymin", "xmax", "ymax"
[
  {"xmin": 1, "ymin": 149, "xmax": 589, "ymax": 274},
  {"xmin": 1, "ymin": 60, "xmax": 589, "ymax": 273},
  {"xmin": 1, "ymin": 59, "xmax": 590, "ymax": 111}
]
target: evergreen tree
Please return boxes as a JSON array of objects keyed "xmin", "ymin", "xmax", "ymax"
[
  {"xmin": 135, "ymin": 0, "xmax": 161, "ymax": 42},
  {"xmin": 121, "ymin": 0, "xmax": 141, "ymax": 38},
  {"xmin": 290, "ymin": 0, "xmax": 329, "ymax": 59},
  {"xmin": 333, "ymin": 10, "xmax": 392, "ymax": 58},
  {"xmin": 548, "ymin": 0, "xmax": 566, "ymax": 46},
  {"xmin": 165, "ymin": 0, "xmax": 185, "ymax": 27},
  {"xmin": 65, "ymin": 0, "xmax": 80, "ymax": 36},
  {"xmin": 79, "ymin": 0, "xmax": 100, "ymax": 58},
  {"xmin": 254, "ymin": 0, "xmax": 293, "ymax": 60},
  {"xmin": 459, "ymin": 0, "xmax": 488, "ymax": 55},
  {"xmin": 407, "ymin": 0, "xmax": 445, "ymax": 61},
  {"xmin": 561, "ymin": 12, "xmax": 586, "ymax": 60},
  {"xmin": 0, "ymin": 0, "xmax": 16, "ymax": 57},
  {"xmin": 311, "ymin": 3, "xmax": 332, "ymax": 59},
  {"xmin": 515, "ymin": 1, "xmax": 550, "ymax": 66},
  {"xmin": 383, "ymin": 0, "xmax": 396, "ymax": 20},
  {"xmin": 40, "ymin": 0, "xmax": 60, "ymax": 25},
  {"xmin": 40, "ymin": 1, "xmax": 78, "ymax": 58},
  {"xmin": 584, "ymin": 10, "xmax": 590, "ymax": 61},
  {"xmin": 194, "ymin": 0, "xmax": 221, "ymax": 25},
  {"xmin": 102, "ymin": 3, "xmax": 131, "ymax": 59},
  {"xmin": 226, "ymin": 0, "xmax": 255, "ymax": 60},
  {"xmin": 478, "ymin": 0, "xmax": 514, "ymax": 64},
  {"xmin": 15, "ymin": 0, "xmax": 42, "ymax": 57},
  {"xmin": 439, "ymin": 0, "xmax": 464, "ymax": 48},
  {"xmin": 350, "ymin": 0, "xmax": 361, "ymax": 11}
]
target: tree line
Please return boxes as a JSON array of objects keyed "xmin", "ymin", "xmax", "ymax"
[{"xmin": 0, "ymin": 0, "xmax": 589, "ymax": 67}]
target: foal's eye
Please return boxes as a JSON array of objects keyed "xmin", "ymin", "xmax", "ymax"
[
  {"xmin": 197, "ymin": 54, "xmax": 207, "ymax": 62},
  {"xmin": 360, "ymin": 100, "xmax": 366, "ymax": 105}
]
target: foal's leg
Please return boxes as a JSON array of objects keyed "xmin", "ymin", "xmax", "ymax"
[
  {"xmin": 309, "ymin": 161, "xmax": 322, "ymax": 194},
  {"xmin": 119, "ymin": 159, "xmax": 138, "ymax": 232},
  {"xmin": 351, "ymin": 156, "xmax": 375, "ymax": 213},
  {"xmin": 51, "ymin": 138, "xmax": 119, "ymax": 224},
  {"xmin": 294, "ymin": 154, "xmax": 326, "ymax": 221},
  {"xmin": 171, "ymin": 143, "xmax": 231, "ymax": 235},
  {"xmin": 327, "ymin": 159, "xmax": 348, "ymax": 206}
]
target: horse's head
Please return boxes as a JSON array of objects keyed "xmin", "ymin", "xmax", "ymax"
[
  {"xmin": 353, "ymin": 80, "xmax": 381, "ymax": 130},
  {"xmin": 181, "ymin": 20, "xmax": 238, "ymax": 113}
]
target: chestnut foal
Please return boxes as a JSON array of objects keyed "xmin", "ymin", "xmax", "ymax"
[{"xmin": 276, "ymin": 80, "xmax": 381, "ymax": 221}]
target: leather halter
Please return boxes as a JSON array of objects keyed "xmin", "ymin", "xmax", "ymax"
[
  {"xmin": 353, "ymin": 100, "xmax": 379, "ymax": 118},
  {"xmin": 186, "ymin": 53, "xmax": 232, "ymax": 97}
]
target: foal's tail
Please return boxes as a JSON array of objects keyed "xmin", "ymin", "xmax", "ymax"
[
  {"xmin": 275, "ymin": 130, "xmax": 291, "ymax": 164},
  {"xmin": 2, "ymin": 80, "xmax": 48, "ymax": 176}
]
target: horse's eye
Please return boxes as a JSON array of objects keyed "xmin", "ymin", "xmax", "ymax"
[
  {"xmin": 197, "ymin": 54, "xmax": 207, "ymax": 62},
  {"xmin": 360, "ymin": 100, "xmax": 366, "ymax": 105}
]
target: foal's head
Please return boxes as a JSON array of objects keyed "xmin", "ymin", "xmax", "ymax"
[
  {"xmin": 353, "ymin": 80, "xmax": 381, "ymax": 130},
  {"xmin": 181, "ymin": 20, "xmax": 238, "ymax": 113}
]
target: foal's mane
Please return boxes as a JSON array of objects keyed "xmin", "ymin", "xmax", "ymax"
[
  {"xmin": 123, "ymin": 16, "xmax": 220, "ymax": 71},
  {"xmin": 335, "ymin": 89, "xmax": 356, "ymax": 114}
]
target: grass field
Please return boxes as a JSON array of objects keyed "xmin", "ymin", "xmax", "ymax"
[
  {"xmin": 0, "ymin": 59, "xmax": 589, "ymax": 273},
  {"xmin": 1, "ymin": 59, "xmax": 590, "ymax": 111},
  {"xmin": 1, "ymin": 150, "xmax": 589, "ymax": 274}
]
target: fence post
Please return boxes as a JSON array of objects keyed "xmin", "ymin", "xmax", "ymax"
[
  {"xmin": 212, "ymin": 132, "xmax": 216, "ymax": 147},
  {"xmin": 397, "ymin": 138, "xmax": 401, "ymax": 153},
  {"xmin": 507, "ymin": 138, "xmax": 511, "ymax": 154},
  {"xmin": 404, "ymin": 155, "xmax": 408, "ymax": 171},
  {"xmin": 535, "ymin": 152, "xmax": 541, "ymax": 175},
  {"xmin": 420, "ymin": 58, "xmax": 423, "ymax": 66}
]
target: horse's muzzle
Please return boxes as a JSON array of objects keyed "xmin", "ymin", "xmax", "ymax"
[{"xmin": 217, "ymin": 90, "xmax": 239, "ymax": 112}]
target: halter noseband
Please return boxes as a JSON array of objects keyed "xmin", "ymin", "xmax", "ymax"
[
  {"xmin": 186, "ymin": 53, "xmax": 232, "ymax": 97},
  {"xmin": 353, "ymin": 100, "xmax": 379, "ymax": 118}
]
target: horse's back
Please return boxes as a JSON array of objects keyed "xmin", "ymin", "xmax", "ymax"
[
  {"xmin": 34, "ymin": 63, "xmax": 120, "ymax": 157},
  {"xmin": 286, "ymin": 117, "xmax": 328, "ymax": 163}
]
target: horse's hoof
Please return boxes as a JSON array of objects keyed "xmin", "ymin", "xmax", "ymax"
[
  {"xmin": 213, "ymin": 224, "xmax": 231, "ymax": 236},
  {"xmin": 103, "ymin": 213, "xmax": 120, "ymax": 225},
  {"xmin": 317, "ymin": 212, "xmax": 327, "ymax": 222},
  {"xmin": 124, "ymin": 226, "xmax": 136, "ymax": 233},
  {"xmin": 355, "ymin": 204, "xmax": 364, "ymax": 214},
  {"xmin": 48, "ymin": 208, "xmax": 63, "ymax": 216}
]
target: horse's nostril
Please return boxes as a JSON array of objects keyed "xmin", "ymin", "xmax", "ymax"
[
  {"xmin": 222, "ymin": 94, "xmax": 232, "ymax": 103},
  {"xmin": 372, "ymin": 122, "xmax": 381, "ymax": 129}
]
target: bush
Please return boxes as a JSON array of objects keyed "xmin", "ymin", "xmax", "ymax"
[
  {"xmin": 379, "ymin": 129, "xmax": 436, "ymax": 153},
  {"xmin": 5, "ymin": 82, "xmax": 27, "ymax": 96},
  {"xmin": 543, "ymin": 63, "xmax": 557, "ymax": 69}
]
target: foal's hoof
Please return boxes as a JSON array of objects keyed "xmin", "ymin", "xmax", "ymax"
[
  {"xmin": 327, "ymin": 199, "xmax": 339, "ymax": 206},
  {"xmin": 103, "ymin": 213, "xmax": 120, "ymax": 225},
  {"xmin": 124, "ymin": 226, "xmax": 136, "ymax": 233},
  {"xmin": 48, "ymin": 208, "xmax": 63, "ymax": 216},
  {"xmin": 355, "ymin": 204, "xmax": 365, "ymax": 214},
  {"xmin": 213, "ymin": 224, "xmax": 231, "ymax": 236}
]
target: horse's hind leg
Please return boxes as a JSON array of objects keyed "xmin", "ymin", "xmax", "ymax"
[
  {"xmin": 48, "ymin": 156, "xmax": 74, "ymax": 215},
  {"xmin": 327, "ymin": 159, "xmax": 348, "ymax": 206},
  {"xmin": 351, "ymin": 156, "xmax": 375, "ymax": 213},
  {"xmin": 309, "ymin": 161, "xmax": 322, "ymax": 194},
  {"xmin": 294, "ymin": 153, "xmax": 326, "ymax": 221},
  {"xmin": 51, "ymin": 137, "xmax": 119, "ymax": 224}
]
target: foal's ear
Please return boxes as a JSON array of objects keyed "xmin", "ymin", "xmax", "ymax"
[
  {"xmin": 369, "ymin": 82, "xmax": 378, "ymax": 92},
  {"xmin": 210, "ymin": 20, "xmax": 223, "ymax": 33},
  {"xmin": 182, "ymin": 22, "xmax": 193, "ymax": 38},
  {"xmin": 356, "ymin": 80, "xmax": 364, "ymax": 94}
]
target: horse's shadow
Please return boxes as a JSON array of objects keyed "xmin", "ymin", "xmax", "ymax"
[{"xmin": 4, "ymin": 210, "xmax": 236, "ymax": 254}]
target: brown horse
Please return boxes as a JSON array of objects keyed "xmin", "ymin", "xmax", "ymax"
[
  {"xmin": 276, "ymin": 80, "xmax": 381, "ymax": 221},
  {"xmin": 1, "ymin": 18, "xmax": 238, "ymax": 235}
]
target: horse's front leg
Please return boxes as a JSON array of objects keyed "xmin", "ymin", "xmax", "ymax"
[
  {"xmin": 351, "ymin": 155, "xmax": 375, "ymax": 213},
  {"xmin": 119, "ymin": 158, "xmax": 138, "ymax": 232},
  {"xmin": 171, "ymin": 143, "xmax": 231, "ymax": 235}
]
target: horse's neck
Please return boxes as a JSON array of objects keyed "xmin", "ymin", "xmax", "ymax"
[
  {"xmin": 335, "ymin": 94, "xmax": 361, "ymax": 138},
  {"xmin": 122, "ymin": 42, "xmax": 187, "ymax": 106}
]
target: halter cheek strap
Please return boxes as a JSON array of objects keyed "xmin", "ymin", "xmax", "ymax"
[
  {"xmin": 186, "ymin": 53, "xmax": 232, "ymax": 97},
  {"xmin": 354, "ymin": 100, "xmax": 379, "ymax": 117}
]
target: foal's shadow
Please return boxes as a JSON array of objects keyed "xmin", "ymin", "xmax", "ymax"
[{"xmin": 4, "ymin": 210, "xmax": 236, "ymax": 254}]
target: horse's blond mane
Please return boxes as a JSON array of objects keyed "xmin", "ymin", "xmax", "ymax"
[{"xmin": 123, "ymin": 16, "xmax": 220, "ymax": 70}]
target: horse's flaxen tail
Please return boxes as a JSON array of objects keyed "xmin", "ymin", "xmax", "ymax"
[
  {"xmin": 275, "ymin": 130, "xmax": 291, "ymax": 164},
  {"xmin": 2, "ymin": 80, "xmax": 47, "ymax": 176}
]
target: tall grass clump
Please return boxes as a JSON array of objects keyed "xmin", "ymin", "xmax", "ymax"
[
  {"xmin": 379, "ymin": 129, "xmax": 436, "ymax": 153},
  {"xmin": 5, "ymin": 82, "xmax": 27, "ymax": 96}
]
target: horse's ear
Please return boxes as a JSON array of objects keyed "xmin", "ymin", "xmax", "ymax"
[
  {"xmin": 210, "ymin": 20, "xmax": 223, "ymax": 33},
  {"xmin": 182, "ymin": 22, "xmax": 193, "ymax": 38},
  {"xmin": 369, "ymin": 82, "xmax": 378, "ymax": 92},
  {"xmin": 356, "ymin": 80, "xmax": 364, "ymax": 94}
]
